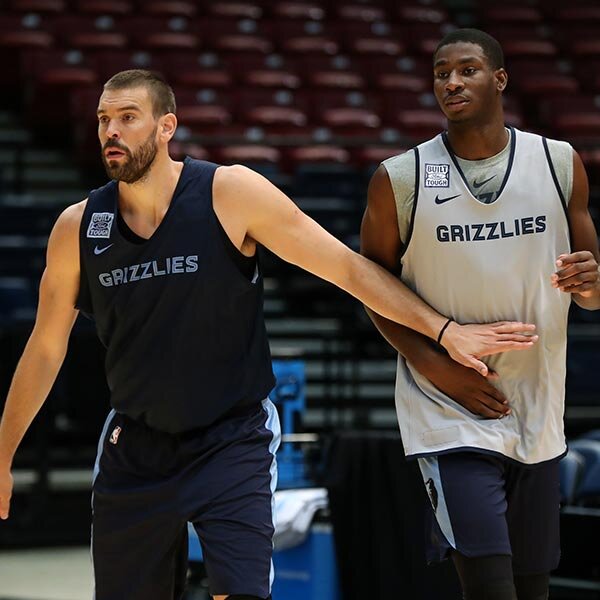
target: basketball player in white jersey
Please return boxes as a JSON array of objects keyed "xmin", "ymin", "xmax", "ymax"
[{"xmin": 361, "ymin": 29, "xmax": 600, "ymax": 600}]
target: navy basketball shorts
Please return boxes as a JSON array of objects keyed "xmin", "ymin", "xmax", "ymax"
[
  {"xmin": 418, "ymin": 451, "xmax": 561, "ymax": 575},
  {"xmin": 91, "ymin": 398, "xmax": 281, "ymax": 600}
]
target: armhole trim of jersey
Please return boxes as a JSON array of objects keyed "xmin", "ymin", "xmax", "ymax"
[
  {"xmin": 74, "ymin": 199, "xmax": 88, "ymax": 311},
  {"xmin": 542, "ymin": 137, "xmax": 569, "ymax": 217},
  {"xmin": 399, "ymin": 147, "xmax": 419, "ymax": 260},
  {"xmin": 542, "ymin": 137, "xmax": 572, "ymax": 245}
]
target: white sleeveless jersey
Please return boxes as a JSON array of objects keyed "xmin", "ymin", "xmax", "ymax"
[{"xmin": 391, "ymin": 128, "xmax": 571, "ymax": 464}]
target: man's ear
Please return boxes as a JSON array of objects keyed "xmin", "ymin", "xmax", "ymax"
[
  {"xmin": 495, "ymin": 68, "xmax": 508, "ymax": 93},
  {"xmin": 159, "ymin": 113, "xmax": 177, "ymax": 141}
]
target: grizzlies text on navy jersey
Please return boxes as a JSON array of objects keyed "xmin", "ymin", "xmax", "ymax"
[{"xmin": 77, "ymin": 158, "xmax": 275, "ymax": 433}]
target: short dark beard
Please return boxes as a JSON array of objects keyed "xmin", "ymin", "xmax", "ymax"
[{"xmin": 101, "ymin": 126, "xmax": 158, "ymax": 184}]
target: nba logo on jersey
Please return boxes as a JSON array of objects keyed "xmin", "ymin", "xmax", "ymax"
[
  {"xmin": 424, "ymin": 164, "xmax": 450, "ymax": 187},
  {"xmin": 109, "ymin": 426, "xmax": 122, "ymax": 445},
  {"xmin": 87, "ymin": 212, "xmax": 114, "ymax": 238}
]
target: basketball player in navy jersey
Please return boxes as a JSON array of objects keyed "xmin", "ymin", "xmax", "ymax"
[
  {"xmin": 0, "ymin": 70, "xmax": 540, "ymax": 600},
  {"xmin": 361, "ymin": 29, "xmax": 600, "ymax": 600}
]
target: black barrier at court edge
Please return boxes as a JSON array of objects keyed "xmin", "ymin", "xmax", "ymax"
[{"xmin": 325, "ymin": 430, "xmax": 462, "ymax": 600}]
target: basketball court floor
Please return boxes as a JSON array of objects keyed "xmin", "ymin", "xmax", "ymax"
[{"xmin": 0, "ymin": 547, "xmax": 93, "ymax": 600}]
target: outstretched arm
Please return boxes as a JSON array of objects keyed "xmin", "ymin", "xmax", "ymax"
[
  {"xmin": 551, "ymin": 150, "xmax": 600, "ymax": 309},
  {"xmin": 213, "ymin": 165, "xmax": 537, "ymax": 375},
  {"xmin": 0, "ymin": 201, "xmax": 85, "ymax": 520},
  {"xmin": 360, "ymin": 165, "xmax": 515, "ymax": 418}
]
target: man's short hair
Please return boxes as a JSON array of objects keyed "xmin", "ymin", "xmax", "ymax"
[
  {"xmin": 434, "ymin": 29, "xmax": 504, "ymax": 70},
  {"xmin": 103, "ymin": 70, "xmax": 176, "ymax": 117}
]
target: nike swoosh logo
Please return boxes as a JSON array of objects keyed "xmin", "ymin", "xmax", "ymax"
[
  {"xmin": 473, "ymin": 175, "xmax": 496, "ymax": 188},
  {"xmin": 94, "ymin": 243, "xmax": 114, "ymax": 255},
  {"xmin": 434, "ymin": 194, "xmax": 461, "ymax": 205}
]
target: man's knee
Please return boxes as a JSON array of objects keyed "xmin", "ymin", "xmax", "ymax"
[
  {"xmin": 514, "ymin": 573, "xmax": 549, "ymax": 600},
  {"xmin": 462, "ymin": 580, "xmax": 518, "ymax": 600},
  {"xmin": 452, "ymin": 553, "xmax": 517, "ymax": 600}
]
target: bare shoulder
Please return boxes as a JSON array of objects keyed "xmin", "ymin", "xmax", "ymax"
[
  {"xmin": 213, "ymin": 163, "xmax": 288, "ymax": 219},
  {"xmin": 47, "ymin": 199, "xmax": 87, "ymax": 259},
  {"xmin": 570, "ymin": 149, "xmax": 590, "ymax": 209},
  {"xmin": 366, "ymin": 165, "xmax": 396, "ymax": 216},
  {"xmin": 368, "ymin": 164, "xmax": 393, "ymax": 196},
  {"xmin": 53, "ymin": 199, "xmax": 87, "ymax": 234},
  {"xmin": 213, "ymin": 164, "xmax": 263, "ymax": 195}
]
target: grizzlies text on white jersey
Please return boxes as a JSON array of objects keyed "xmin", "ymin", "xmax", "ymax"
[{"xmin": 384, "ymin": 128, "xmax": 571, "ymax": 464}]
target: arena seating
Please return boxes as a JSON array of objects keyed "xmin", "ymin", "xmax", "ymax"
[{"xmin": 0, "ymin": 8, "xmax": 599, "ymax": 590}]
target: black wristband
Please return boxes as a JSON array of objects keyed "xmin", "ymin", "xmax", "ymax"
[{"xmin": 437, "ymin": 318, "xmax": 453, "ymax": 344}]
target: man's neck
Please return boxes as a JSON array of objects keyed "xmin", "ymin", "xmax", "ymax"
[
  {"xmin": 445, "ymin": 115, "xmax": 509, "ymax": 161},
  {"xmin": 118, "ymin": 155, "xmax": 183, "ymax": 222}
]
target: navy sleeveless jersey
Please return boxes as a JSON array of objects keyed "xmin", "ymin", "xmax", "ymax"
[{"xmin": 76, "ymin": 158, "xmax": 275, "ymax": 433}]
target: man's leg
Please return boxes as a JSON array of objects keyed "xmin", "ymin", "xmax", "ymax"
[
  {"xmin": 187, "ymin": 399, "xmax": 281, "ymax": 599},
  {"xmin": 452, "ymin": 553, "xmax": 517, "ymax": 600},
  {"xmin": 418, "ymin": 452, "xmax": 515, "ymax": 598},
  {"xmin": 92, "ymin": 411, "xmax": 189, "ymax": 600},
  {"xmin": 513, "ymin": 574, "xmax": 550, "ymax": 600},
  {"xmin": 505, "ymin": 460, "xmax": 560, "ymax": 600}
]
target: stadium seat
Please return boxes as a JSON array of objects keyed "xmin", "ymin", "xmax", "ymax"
[
  {"xmin": 141, "ymin": 1, "xmax": 198, "ymax": 17},
  {"xmin": 282, "ymin": 36, "xmax": 339, "ymax": 55},
  {"xmin": 502, "ymin": 40, "xmax": 557, "ymax": 58},
  {"xmin": 580, "ymin": 430, "xmax": 600, "ymax": 442},
  {"xmin": 176, "ymin": 105, "xmax": 233, "ymax": 127},
  {"xmin": 559, "ymin": 449, "xmax": 586, "ymax": 505},
  {"xmin": 205, "ymin": 2, "xmax": 263, "ymax": 19},
  {"xmin": 161, "ymin": 52, "xmax": 233, "ymax": 87},
  {"xmin": 0, "ymin": 30, "xmax": 53, "ymax": 49},
  {"xmin": 212, "ymin": 145, "xmax": 281, "ymax": 176},
  {"xmin": 271, "ymin": 2, "xmax": 325, "ymax": 20},
  {"xmin": 333, "ymin": 22, "xmax": 404, "ymax": 57},
  {"xmin": 352, "ymin": 146, "xmax": 408, "ymax": 169},
  {"xmin": 308, "ymin": 71, "xmax": 366, "ymax": 89},
  {"xmin": 571, "ymin": 39, "xmax": 600, "ymax": 58},
  {"xmin": 397, "ymin": 5, "xmax": 448, "ymax": 24},
  {"xmin": 320, "ymin": 107, "xmax": 381, "ymax": 129},
  {"xmin": 173, "ymin": 70, "xmax": 232, "ymax": 88},
  {"xmin": 286, "ymin": 145, "xmax": 350, "ymax": 166},
  {"xmin": 374, "ymin": 72, "xmax": 428, "ymax": 92},
  {"xmin": 573, "ymin": 58, "xmax": 600, "ymax": 92},
  {"xmin": 568, "ymin": 439, "xmax": 600, "ymax": 506},
  {"xmin": 168, "ymin": 141, "xmax": 208, "ymax": 161},
  {"xmin": 349, "ymin": 38, "xmax": 403, "ymax": 56},
  {"xmin": 508, "ymin": 58, "xmax": 579, "ymax": 96},
  {"xmin": 22, "ymin": 49, "xmax": 97, "ymax": 86},
  {"xmin": 75, "ymin": 0, "xmax": 133, "ymax": 14},
  {"xmin": 334, "ymin": 4, "xmax": 387, "ymax": 23},
  {"xmin": 554, "ymin": 6, "xmax": 600, "ymax": 24},
  {"xmin": 214, "ymin": 34, "xmax": 273, "ymax": 54},
  {"xmin": 136, "ymin": 32, "xmax": 199, "ymax": 50},
  {"xmin": 482, "ymin": 6, "xmax": 543, "ymax": 24},
  {"xmin": 47, "ymin": 15, "xmax": 128, "ymax": 49},
  {"xmin": 89, "ymin": 50, "xmax": 166, "ymax": 82},
  {"xmin": 10, "ymin": 0, "xmax": 65, "ymax": 12},
  {"xmin": 214, "ymin": 144, "xmax": 281, "ymax": 164},
  {"xmin": 242, "ymin": 106, "xmax": 308, "ymax": 127},
  {"xmin": 242, "ymin": 69, "xmax": 301, "ymax": 89}
]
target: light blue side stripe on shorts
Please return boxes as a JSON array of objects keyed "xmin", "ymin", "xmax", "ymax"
[
  {"xmin": 91, "ymin": 408, "xmax": 116, "ymax": 599},
  {"xmin": 417, "ymin": 455, "xmax": 457, "ymax": 549},
  {"xmin": 92, "ymin": 408, "xmax": 116, "ymax": 486},
  {"xmin": 262, "ymin": 398, "xmax": 281, "ymax": 592}
]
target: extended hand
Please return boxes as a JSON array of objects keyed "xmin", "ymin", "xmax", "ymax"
[
  {"xmin": 0, "ymin": 466, "xmax": 13, "ymax": 520},
  {"xmin": 419, "ymin": 352, "xmax": 510, "ymax": 419},
  {"xmin": 441, "ymin": 321, "xmax": 538, "ymax": 376},
  {"xmin": 551, "ymin": 251, "xmax": 600, "ymax": 297}
]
